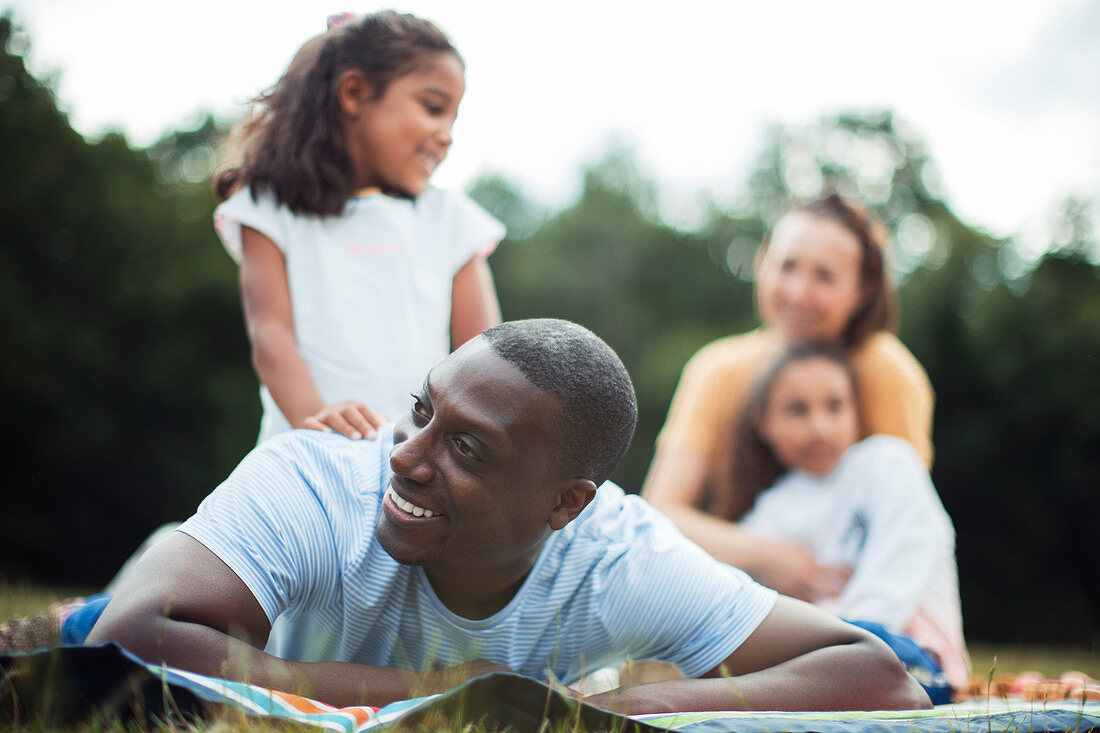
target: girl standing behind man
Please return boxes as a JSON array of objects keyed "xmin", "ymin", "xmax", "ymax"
[
  {"xmin": 214, "ymin": 10, "xmax": 503, "ymax": 444},
  {"xmin": 98, "ymin": 10, "xmax": 503, "ymax": 598}
]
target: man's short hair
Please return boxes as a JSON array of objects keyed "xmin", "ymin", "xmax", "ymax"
[{"xmin": 482, "ymin": 319, "xmax": 637, "ymax": 485}]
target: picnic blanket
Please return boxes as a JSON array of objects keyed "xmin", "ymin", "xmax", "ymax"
[{"xmin": 3, "ymin": 644, "xmax": 1098, "ymax": 732}]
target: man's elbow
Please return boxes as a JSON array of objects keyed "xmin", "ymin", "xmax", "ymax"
[
  {"xmin": 857, "ymin": 635, "xmax": 933, "ymax": 710},
  {"xmin": 85, "ymin": 605, "xmax": 171, "ymax": 666}
]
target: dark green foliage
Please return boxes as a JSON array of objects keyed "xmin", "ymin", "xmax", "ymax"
[
  {"xmin": 1, "ymin": 16, "xmax": 1096, "ymax": 647},
  {"xmin": 476, "ymin": 158, "xmax": 761, "ymax": 486},
  {"xmin": 0, "ymin": 17, "xmax": 258, "ymax": 586},
  {"xmin": 910, "ymin": 248, "xmax": 1100, "ymax": 646}
]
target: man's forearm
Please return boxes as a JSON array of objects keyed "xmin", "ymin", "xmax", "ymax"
[
  {"xmin": 585, "ymin": 637, "xmax": 930, "ymax": 715},
  {"xmin": 88, "ymin": 614, "xmax": 423, "ymax": 708}
]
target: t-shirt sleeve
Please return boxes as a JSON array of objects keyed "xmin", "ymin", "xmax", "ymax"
[
  {"xmin": 176, "ymin": 437, "xmax": 341, "ymax": 624},
  {"xmin": 213, "ymin": 187, "xmax": 289, "ymax": 263},
  {"xmin": 854, "ymin": 335, "xmax": 935, "ymax": 467},
  {"xmin": 832, "ymin": 437, "xmax": 954, "ymax": 629},
  {"xmin": 598, "ymin": 500, "xmax": 778, "ymax": 678},
  {"xmin": 442, "ymin": 189, "xmax": 506, "ymax": 274}
]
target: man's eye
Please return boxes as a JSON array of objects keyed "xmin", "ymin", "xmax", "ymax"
[{"xmin": 452, "ymin": 437, "xmax": 476, "ymax": 459}]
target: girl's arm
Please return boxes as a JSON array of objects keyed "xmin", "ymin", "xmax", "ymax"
[
  {"xmin": 240, "ymin": 226, "xmax": 384, "ymax": 438},
  {"xmin": 449, "ymin": 255, "xmax": 501, "ymax": 348},
  {"xmin": 830, "ymin": 439, "xmax": 951, "ymax": 626},
  {"xmin": 642, "ymin": 452, "xmax": 847, "ymax": 602}
]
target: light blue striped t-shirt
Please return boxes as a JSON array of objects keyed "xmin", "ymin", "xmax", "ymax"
[{"xmin": 178, "ymin": 427, "xmax": 777, "ymax": 685}]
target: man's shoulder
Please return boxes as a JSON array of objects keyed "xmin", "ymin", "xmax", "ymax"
[
  {"xmin": 548, "ymin": 483, "xmax": 778, "ymax": 678},
  {"xmin": 259, "ymin": 427, "xmax": 390, "ymax": 462},
  {"xmin": 561, "ymin": 483, "xmax": 707, "ymax": 566},
  {"xmin": 204, "ymin": 429, "xmax": 392, "ymax": 562},
  {"xmin": 245, "ymin": 428, "xmax": 392, "ymax": 499},
  {"xmin": 569, "ymin": 483, "xmax": 656, "ymax": 534}
]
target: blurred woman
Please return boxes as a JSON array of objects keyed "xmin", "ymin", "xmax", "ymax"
[{"xmin": 643, "ymin": 193, "xmax": 933, "ymax": 603}]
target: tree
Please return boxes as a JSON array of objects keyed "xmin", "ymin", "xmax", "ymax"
[
  {"xmin": 474, "ymin": 150, "xmax": 761, "ymax": 487},
  {"xmin": 0, "ymin": 17, "xmax": 256, "ymax": 585}
]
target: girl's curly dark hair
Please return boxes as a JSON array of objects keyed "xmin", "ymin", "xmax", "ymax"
[{"xmin": 214, "ymin": 11, "xmax": 459, "ymax": 216}]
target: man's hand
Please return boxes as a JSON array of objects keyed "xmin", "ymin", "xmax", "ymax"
[
  {"xmin": 303, "ymin": 400, "xmax": 386, "ymax": 440},
  {"xmin": 584, "ymin": 597, "xmax": 930, "ymax": 715}
]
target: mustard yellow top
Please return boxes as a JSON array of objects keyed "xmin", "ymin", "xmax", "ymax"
[{"xmin": 656, "ymin": 329, "xmax": 935, "ymax": 477}]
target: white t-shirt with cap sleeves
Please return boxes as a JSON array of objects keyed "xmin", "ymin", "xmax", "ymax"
[{"xmin": 214, "ymin": 186, "xmax": 504, "ymax": 443}]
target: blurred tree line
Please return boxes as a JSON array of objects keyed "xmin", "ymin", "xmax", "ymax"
[{"xmin": 2, "ymin": 18, "xmax": 1097, "ymax": 648}]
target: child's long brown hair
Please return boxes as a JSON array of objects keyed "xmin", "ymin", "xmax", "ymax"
[
  {"xmin": 214, "ymin": 11, "xmax": 459, "ymax": 216},
  {"xmin": 712, "ymin": 343, "xmax": 859, "ymax": 521}
]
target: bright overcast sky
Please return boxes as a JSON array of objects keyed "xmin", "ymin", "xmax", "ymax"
[{"xmin": 5, "ymin": 0, "xmax": 1099, "ymax": 243}]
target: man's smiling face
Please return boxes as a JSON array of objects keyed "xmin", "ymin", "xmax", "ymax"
[{"xmin": 376, "ymin": 338, "xmax": 572, "ymax": 599}]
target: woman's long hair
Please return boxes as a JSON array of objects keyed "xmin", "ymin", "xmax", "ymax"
[
  {"xmin": 214, "ymin": 11, "xmax": 459, "ymax": 216},
  {"xmin": 711, "ymin": 343, "xmax": 859, "ymax": 521}
]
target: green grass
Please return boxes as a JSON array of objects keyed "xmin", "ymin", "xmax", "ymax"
[
  {"xmin": 967, "ymin": 643, "xmax": 1099, "ymax": 678},
  {"xmin": 0, "ymin": 582, "xmax": 95, "ymax": 620}
]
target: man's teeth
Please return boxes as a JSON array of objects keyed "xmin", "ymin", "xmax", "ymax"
[{"xmin": 388, "ymin": 486, "xmax": 436, "ymax": 518}]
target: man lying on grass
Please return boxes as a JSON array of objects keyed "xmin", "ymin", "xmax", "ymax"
[{"xmin": 86, "ymin": 318, "xmax": 930, "ymax": 714}]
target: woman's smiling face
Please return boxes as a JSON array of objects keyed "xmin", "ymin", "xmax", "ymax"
[{"xmin": 756, "ymin": 212, "xmax": 865, "ymax": 345}]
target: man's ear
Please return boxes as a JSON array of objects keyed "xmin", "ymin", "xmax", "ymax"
[
  {"xmin": 548, "ymin": 479, "xmax": 598, "ymax": 531},
  {"xmin": 337, "ymin": 69, "xmax": 374, "ymax": 119}
]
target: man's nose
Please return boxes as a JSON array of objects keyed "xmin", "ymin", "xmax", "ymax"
[{"xmin": 389, "ymin": 427, "xmax": 435, "ymax": 483}]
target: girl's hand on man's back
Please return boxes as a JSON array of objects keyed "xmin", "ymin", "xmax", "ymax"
[{"xmin": 304, "ymin": 400, "xmax": 386, "ymax": 440}]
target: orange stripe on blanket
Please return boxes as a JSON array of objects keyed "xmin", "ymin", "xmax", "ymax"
[
  {"xmin": 267, "ymin": 689, "xmax": 380, "ymax": 723},
  {"xmin": 338, "ymin": 706, "xmax": 382, "ymax": 724}
]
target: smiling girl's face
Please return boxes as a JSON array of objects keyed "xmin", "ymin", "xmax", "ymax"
[
  {"xmin": 342, "ymin": 51, "xmax": 466, "ymax": 197},
  {"xmin": 757, "ymin": 355, "xmax": 860, "ymax": 477}
]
